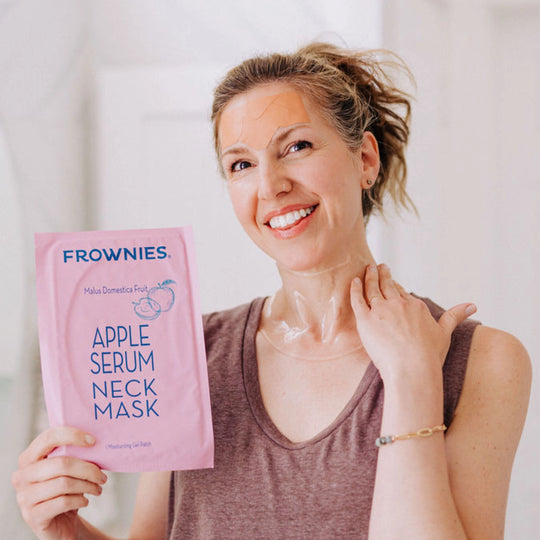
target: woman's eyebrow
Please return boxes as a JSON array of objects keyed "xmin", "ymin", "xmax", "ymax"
[
  {"xmin": 221, "ymin": 123, "xmax": 310, "ymax": 158},
  {"xmin": 221, "ymin": 146, "xmax": 246, "ymax": 159},
  {"xmin": 269, "ymin": 123, "xmax": 310, "ymax": 146}
]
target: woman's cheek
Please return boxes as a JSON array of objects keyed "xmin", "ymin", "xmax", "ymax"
[{"xmin": 228, "ymin": 185, "xmax": 256, "ymax": 230}]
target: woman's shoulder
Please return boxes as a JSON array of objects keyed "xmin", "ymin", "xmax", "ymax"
[
  {"xmin": 468, "ymin": 325, "xmax": 531, "ymax": 390},
  {"xmin": 450, "ymin": 323, "xmax": 531, "ymax": 447}
]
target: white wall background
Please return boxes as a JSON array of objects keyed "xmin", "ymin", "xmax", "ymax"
[{"xmin": 0, "ymin": 0, "xmax": 537, "ymax": 538}]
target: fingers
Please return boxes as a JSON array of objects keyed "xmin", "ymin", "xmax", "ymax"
[
  {"xmin": 363, "ymin": 264, "xmax": 383, "ymax": 305},
  {"xmin": 12, "ymin": 455, "xmax": 106, "ymax": 533},
  {"xmin": 438, "ymin": 302, "xmax": 477, "ymax": 334},
  {"xmin": 378, "ymin": 264, "xmax": 400, "ymax": 300},
  {"xmin": 13, "ymin": 427, "xmax": 108, "ymax": 535},
  {"xmin": 18, "ymin": 427, "xmax": 95, "ymax": 469},
  {"xmin": 15, "ymin": 455, "xmax": 107, "ymax": 487},
  {"xmin": 27, "ymin": 495, "xmax": 89, "ymax": 532},
  {"xmin": 12, "ymin": 454, "xmax": 107, "ymax": 522},
  {"xmin": 17, "ymin": 474, "xmax": 102, "ymax": 509},
  {"xmin": 351, "ymin": 263, "xmax": 402, "ymax": 321},
  {"xmin": 393, "ymin": 280, "xmax": 410, "ymax": 299},
  {"xmin": 358, "ymin": 263, "xmax": 400, "ymax": 308},
  {"xmin": 350, "ymin": 276, "xmax": 370, "ymax": 319}
]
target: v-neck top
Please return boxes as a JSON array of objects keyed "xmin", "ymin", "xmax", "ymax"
[
  {"xmin": 243, "ymin": 301, "xmax": 379, "ymax": 450},
  {"xmin": 167, "ymin": 296, "xmax": 480, "ymax": 539}
]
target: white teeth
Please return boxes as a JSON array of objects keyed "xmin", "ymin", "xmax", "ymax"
[{"xmin": 268, "ymin": 205, "xmax": 316, "ymax": 229}]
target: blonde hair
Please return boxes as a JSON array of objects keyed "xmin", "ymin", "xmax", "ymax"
[{"xmin": 212, "ymin": 42, "xmax": 416, "ymax": 222}]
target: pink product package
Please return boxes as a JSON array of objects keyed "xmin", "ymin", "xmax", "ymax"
[{"xmin": 34, "ymin": 227, "xmax": 213, "ymax": 472}]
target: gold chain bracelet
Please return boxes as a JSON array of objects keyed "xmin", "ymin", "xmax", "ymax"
[{"xmin": 375, "ymin": 424, "xmax": 447, "ymax": 448}]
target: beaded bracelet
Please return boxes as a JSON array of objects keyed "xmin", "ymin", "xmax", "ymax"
[{"xmin": 375, "ymin": 424, "xmax": 447, "ymax": 447}]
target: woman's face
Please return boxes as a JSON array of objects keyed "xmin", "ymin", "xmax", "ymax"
[{"xmin": 218, "ymin": 83, "xmax": 379, "ymax": 272}]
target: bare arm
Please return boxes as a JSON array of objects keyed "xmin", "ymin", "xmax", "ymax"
[
  {"xmin": 368, "ymin": 328, "xmax": 530, "ymax": 539},
  {"xmin": 369, "ymin": 369, "xmax": 464, "ymax": 538},
  {"xmin": 127, "ymin": 471, "xmax": 171, "ymax": 540},
  {"xmin": 350, "ymin": 264, "xmax": 531, "ymax": 539},
  {"xmin": 74, "ymin": 472, "xmax": 170, "ymax": 540},
  {"xmin": 75, "ymin": 471, "xmax": 170, "ymax": 540},
  {"xmin": 445, "ymin": 326, "xmax": 531, "ymax": 537}
]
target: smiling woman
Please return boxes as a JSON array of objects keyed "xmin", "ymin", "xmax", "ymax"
[
  {"xmin": 12, "ymin": 42, "xmax": 531, "ymax": 540},
  {"xmin": 220, "ymin": 82, "xmax": 379, "ymax": 272}
]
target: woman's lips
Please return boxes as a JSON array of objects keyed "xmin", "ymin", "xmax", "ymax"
[
  {"xmin": 264, "ymin": 204, "xmax": 318, "ymax": 239},
  {"xmin": 266, "ymin": 204, "xmax": 317, "ymax": 230}
]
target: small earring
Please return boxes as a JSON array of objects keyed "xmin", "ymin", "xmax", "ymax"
[{"xmin": 366, "ymin": 179, "xmax": 373, "ymax": 186}]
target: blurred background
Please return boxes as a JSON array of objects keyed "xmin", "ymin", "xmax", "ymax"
[{"xmin": 1, "ymin": 0, "xmax": 538, "ymax": 537}]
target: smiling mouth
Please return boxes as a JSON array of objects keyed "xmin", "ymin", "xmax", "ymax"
[{"xmin": 266, "ymin": 205, "xmax": 318, "ymax": 230}]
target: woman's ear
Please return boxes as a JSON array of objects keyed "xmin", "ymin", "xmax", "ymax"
[{"xmin": 358, "ymin": 131, "xmax": 380, "ymax": 189}]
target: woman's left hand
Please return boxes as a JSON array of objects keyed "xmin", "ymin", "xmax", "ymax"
[{"xmin": 350, "ymin": 263, "xmax": 476, "ymax": 382}]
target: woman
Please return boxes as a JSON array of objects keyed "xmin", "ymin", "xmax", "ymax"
[{"xmin": 12, "ymin": 43, "xmax": 531, "ymax": 539}]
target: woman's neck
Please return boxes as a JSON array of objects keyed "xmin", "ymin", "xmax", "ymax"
[{"xmin": 262, "ymin": 246, "xmax": 376, "ymax": 352}]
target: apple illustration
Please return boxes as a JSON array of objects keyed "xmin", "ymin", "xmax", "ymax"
[
  {"xmin": 133, "ymin": 296, "xmax": 161, "ymax": 320},
  {"xmin": 148, "ymin": 279, "xmax": 176, "ymax": 312}
]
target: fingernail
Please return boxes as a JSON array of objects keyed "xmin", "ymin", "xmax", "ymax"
[
  {"xmin": 352, "ymin": 277, "xmax": 361, "ymax": 286},
  {"xmin": 368, "ymin": 264, "xmax": 376, "ymax": 272},
  {"xmin": 465, "ymin": 304, "xmax": 477, "ymax": 315},
  {"xmin": 380, "ymin": 263, "xmax": 389, "ymax": 270},
  {"xmin": 101, "ymin": 473, "xmax": 108, "ymax": 483},
  {"xmin": 84, "ymin": 434, "xmax": 95, "ymax": 445}
]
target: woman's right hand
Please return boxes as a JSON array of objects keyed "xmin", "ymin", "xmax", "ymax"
[{"xmin": 11, "ymin": 426, "xmax": 108, "ymax": 540}]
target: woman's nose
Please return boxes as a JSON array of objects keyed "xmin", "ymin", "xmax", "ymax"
[{"xmin": 257, "ymin": 162, "xmax": 292, "ymax": 199}]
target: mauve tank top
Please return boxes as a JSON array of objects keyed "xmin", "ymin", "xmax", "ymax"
[{"xmin": 167, "ymin": 296, "xmax": 480, "ymax": 539}]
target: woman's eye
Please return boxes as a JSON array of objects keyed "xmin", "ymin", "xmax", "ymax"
[
  {"xmin": 230, "ymin": 160, "xmax": 252, "ymax": 173},
  {"xmin": 288, "ymin": 140, "xmax": 312, "ymax": 154}
]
